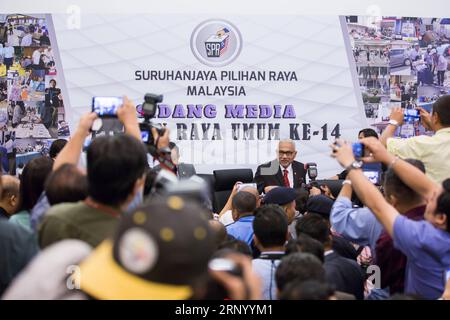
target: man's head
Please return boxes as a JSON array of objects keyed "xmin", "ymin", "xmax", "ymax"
[
  {"xmin": 295, "ymin": 213, "xmax": 332, "ymax": 250},
  {"xmin": 275, "ymin": 252, "xmax": 326, "ymax": 292},
  {"xmin": 432, "ymin": 95, "xmax": 450, "ymax": 129},
  {"xmin": 358, "ymin": 128, "xmax": 379, "ymax": 140},
  {"xmin": 383, "ymin": 159, "xmax": 426, "ymax": 210},
  {"xmin": 252, "ymin": 204, "xmax": 288, "ymax": 251},
  {"xmin": 49, "ymin": 79, "xmax": 56, "ymax": 88},
  {"xmin": 87, "ymin": 135, "xmax": 147, "ymax": 208},
  {"xmin": 231, "ymin": 190, "xmax": 257, "ymax": 221},
  {"xmin": 239, "ymin": 186, "xmax": 261, "ymax": 208},
  {"xmin": 49, "ymin": 139, "xmax": 67, "ymax": 159},
  {"xmin": 208, "ymin": 219, "xmax": 227, "ymax": 248},
  {"xmin": 45, "ymin": 164, "xmax": 88, "ymax": 206},
  {"xmin": 424, "ymin": 178, "xmax": 450, "ymax": 233},
  {"xmin": 169, "ymin": 142, "xmax": 180, "ymax": 165},
  {"xmin": 277, "ymin": 139, "xmax": 297, "ymax": 168},
  {"xmin": 263, "ymin": 187, "xmax": 297, "ymax": 224},
  {"xmin": 0, "ymin": 175, "xmax": 20, "ymax": 215},
  {"xmin": 285, "ymin": 234, "xmax": 325, "ymax": 263},
  {"xmin": 19, "ymin": 156, "xmax": 53, "ymax": 211}
]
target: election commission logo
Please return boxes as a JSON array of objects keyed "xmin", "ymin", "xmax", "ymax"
[{"xmin": 190, "ymin": 19, "xmax": 242, "ymax": 67}]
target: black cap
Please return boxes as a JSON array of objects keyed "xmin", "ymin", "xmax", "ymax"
[
  {"xmin": 76, "ymin": 196, "xmax": 215, "ymax": 300},
  {"xmin": 306, "ymin": 195, "xmax": 334, "ymax": 218}
]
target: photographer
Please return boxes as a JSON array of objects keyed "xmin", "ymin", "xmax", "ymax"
[
  {"xmin": 39, "ymin": 96, "xmax": 170, "ymax": 249},
  {"xmin": 331, "ymin": 137, "xmax": 450, "ymax": 299},
  {"xmin": 380, "ymin": 95, "xmax": 450, "ymax": 184}
]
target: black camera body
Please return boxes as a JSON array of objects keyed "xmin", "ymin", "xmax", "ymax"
[{"xmin": 139, "ymin": 93, "xmax": 165, "ymax": 148}]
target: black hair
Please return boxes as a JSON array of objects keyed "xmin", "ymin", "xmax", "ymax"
[
  {"xmin": 275, "ymin": 253, "xmax": 326, "ymax": 291},
  {"xmin": 279, "ymin": 279, "xmax": 335, "ymax": 300},
  {"xmin": 45, "ymin": 163, "xmax": 88, "ymax": 205},
  {"xmin": 358, "ymin": 128, "xmax": 379, "ymax": 138},
  {"xmin": 217, "ymin": 239, "xmax": 252, "ymax": 257},
  {"xmin": 253, "ymin": 204, "xmax": 288, "ymax": 248},
  {"xmin": 208, "ymin": 220, "xmax": 228, "ymax": 248},
  {"xmin": 295, "ymin": 213, "xmax": 331, "ymax": 246},
  {"xmin": 437, "ymin": 178, "xmax": 450, "ymax": 233},
  {"xmin": 432, "ymin": 95, "xmax": 450, "ymax": 126},
  {"xmin": 231, "ymin": 190, "xmax": 257, "ymax": 215},
  {"xmin": 49, "ymin": 139, "xmax": 67, "ymax": 159},
  {"xmin": 285, "ymin": 234, "xmax": 325, "ymax": 263},
  {"xmin": 87, "ymin": 135, "xmax": 147, "ymax": 206},
  {"xmin": 19, "ymin": 156, "xmax": 53, "ymax": 211},
  {"xmin": 383, "ymin": 158, "xmax": 425, "ymax": 202}
]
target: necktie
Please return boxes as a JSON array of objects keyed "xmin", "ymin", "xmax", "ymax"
[{"xmin": 283, "ymin": 169, "xmax": 290, "ymax": 187}]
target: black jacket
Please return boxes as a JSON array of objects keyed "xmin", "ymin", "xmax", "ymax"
[
  {"xmin": 254, "ymin": 159, "xmax": 306, "ymax": 194},
  {"xmin": 0, "ymin": 220, "xmax": 39, "ymax": 296}
]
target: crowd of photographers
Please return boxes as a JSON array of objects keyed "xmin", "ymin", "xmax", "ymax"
[{"xmin": 0, "ymin": 94, "xmax": 449, "ymax": 300}]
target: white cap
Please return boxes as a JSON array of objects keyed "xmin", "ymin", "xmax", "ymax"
[{"xmin": 430, "ymin": 49, "xmax": 437, "ymax": 54}]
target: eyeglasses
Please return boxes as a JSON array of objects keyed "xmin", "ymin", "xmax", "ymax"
[{"xmin": 278, "ymin": 151, "xmax": 295, "ymax": 157}]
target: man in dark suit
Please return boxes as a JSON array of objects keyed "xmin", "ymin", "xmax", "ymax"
[
  {"xmin": 153, "ymin": 142, "xmax": 196, "ymax": 179},
  {"xmin": 254, "ymin": 139, "xmax": 306, "ymax": 194},
  {"xmin": 296, "ymin": 213, "xmax": 365, "ymax": 300}
]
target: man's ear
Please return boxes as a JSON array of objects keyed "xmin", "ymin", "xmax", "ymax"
[
  {"xmin": 10, "ymin": 195, "xmax": 17, "ymax": 206},
  {"xmin": 434, "ymin": 212, "xmax": 448, "ymax": 229}
]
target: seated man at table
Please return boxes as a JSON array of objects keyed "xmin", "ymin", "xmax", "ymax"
[{"xmin": 254, "ymin": 139, "xmax": 306, "ymax": 194}]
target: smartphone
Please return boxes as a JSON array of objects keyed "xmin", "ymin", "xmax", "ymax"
[
  {"xmin": 92, "ymin": 96, "xmax": 123, "ymax": 117},
  {"xmin": 352, "ymin": 142, "xmax": 364, "ymax": 159},
  {"xmin": 237, "ymin": 183, "xmax": 257, "ymax": 192},
  {"xmin": 404, "ymin": 109, "xmax": 420, "ymax": 122},
  {"xmin": 141, "ymin": 130, "xmax": 150, "ymax": 143}
]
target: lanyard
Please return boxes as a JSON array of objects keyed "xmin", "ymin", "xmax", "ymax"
[{"xmin": 84, "ymin": 197, "xmax": 121, "ymax": 218}]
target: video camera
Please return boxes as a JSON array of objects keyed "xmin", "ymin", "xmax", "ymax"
[{"xmin": 139, "ymin": 93, "xmax": 165, "ymax": 148}]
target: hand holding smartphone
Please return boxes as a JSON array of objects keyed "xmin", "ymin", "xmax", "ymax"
[{"xmin": 92, "ymin": 96, "xmax": 123, "ymax": 118}]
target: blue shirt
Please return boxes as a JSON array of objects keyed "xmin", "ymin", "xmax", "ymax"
[
  {"xmin": 226, "ymin": 215, "xmax": 255, "ymax": 246},
  {"xmin": 393, "ymin": 215, "xmax": 450, "ymax": 299},
  {"xmin": 330, "ymin": 197, "xmax": 383, "ymax": 255}
]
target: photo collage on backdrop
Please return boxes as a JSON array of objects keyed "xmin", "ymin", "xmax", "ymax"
[
  {"xmin": 346, "ymin": 16, "xmax": 450, "ymax": 138},
  {"xmin": 0, "ymin": 14, "xmax": 70, "ymax": 174}
]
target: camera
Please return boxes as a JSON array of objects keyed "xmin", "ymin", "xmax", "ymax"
[
  {"xmin": 305, "ymin": 162, "xmax": 318, "ymax": 181},
  {"xmin": 139, "ymin": 93, "xmax": 165, "ymax": 147},
  {"xmin": 352, "ymin": 142, "xmax": 364, "ymax": 159}
]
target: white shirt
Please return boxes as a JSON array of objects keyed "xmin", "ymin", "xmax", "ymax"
[
  {"xmin": 4, "ymin": 46, "xmax": 14, "ymax": 59},
  {"xmin": 279, "ymin": 164, "xmax": 294, "ymax": 188},
  {"xmin": 32, "ymin": 50, "xmax": 41, "ymax": 64},
  {"xmin": 21, "ymin": 34, "xmax": 32, "ymax": 46}
]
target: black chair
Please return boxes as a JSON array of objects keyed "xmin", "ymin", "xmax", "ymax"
[
  {"xmin": 213, "ymin": 169, "xmax": 254, "ymax": 213},
  {"xmin": 196, "ymin": 174, "xmax": 215, "ymax": 207}
]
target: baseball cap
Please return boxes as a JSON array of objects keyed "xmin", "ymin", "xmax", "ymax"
[
  {"xmin": 263, "ymin": 187, "xmax": 297, "ymax": 206},
  {"xmin": 75, "ymin": 196, "xmax": 215, "ymax": 300},
  {"xmin": 306, "ymin": 195, "xmax": 334, "ymax": 218}
]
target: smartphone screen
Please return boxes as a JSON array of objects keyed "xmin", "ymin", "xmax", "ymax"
[
  {"xmin": 92, "ymin": 96, "xmax": 123, "ymax": 117},
  {"xmin": 404, "ymin": 109, "xmax": 420, "ymax": 122},
  {"xmin": 363, "ymin": 170, "xmax": 380, "ymax": 185}
]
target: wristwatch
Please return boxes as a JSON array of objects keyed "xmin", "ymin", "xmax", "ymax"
[
  {"xmin": 388, "ymin": 119, "xmax": 399, "ymax": 127},
  {"xmin": 345, "ymin": 160, "xmax": 363, "ymax": 172}
]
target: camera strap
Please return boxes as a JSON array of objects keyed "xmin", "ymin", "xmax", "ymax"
[{"xmin": 258, "ymin": 252, "xmax": 284, "ymax": 260}]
